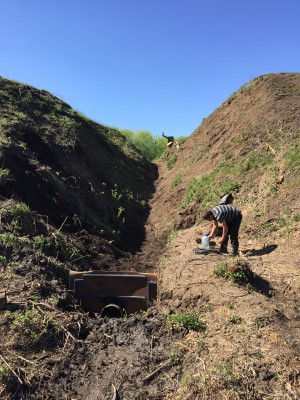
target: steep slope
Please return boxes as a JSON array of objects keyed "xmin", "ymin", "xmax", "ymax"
[
  {"xmin": 144, "ymin": 72, "xmax": 300, "ymax": 399},
  {"xmin": 0, "ymin": 77, "xmax": 157, "ymax": 253},
  {"xmin": 150, "ymin": 73, "xmax": 300, "ymax": 238}
]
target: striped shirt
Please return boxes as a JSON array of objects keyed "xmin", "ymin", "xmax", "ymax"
[{"xmin": 211, "ymin": 205, "xmax": 241, "ymax": 223}]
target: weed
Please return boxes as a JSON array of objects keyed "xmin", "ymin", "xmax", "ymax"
[
  {"xmin": 292, "ymin": 214, "xmax": 300, "ymax": 222},
  {"xmin": 10, "ymin": 310, "xmax": 42, "ymax": 338},
  {"xmin": 4, "ymin": 201, "xmax": 31, "ymax": 218},
  {"xmin": 238, "ymin": 151, "xmax": 272, "ymax": 173},
  {"xmin": 229, "ymin": 316, "xmax": 244, "ymax": 324},
  {"xmin": 166, "ymin": 154, "xmax": 177, "ymax": 170},
  {"xmin": 117, "ymin": 206, "xmax": 125, "ymax": 218},
  {"xmin": 213, "ymin": 259, "xmax": 254, "ymax": 286},
  {"xmin": 33, "ymin": 235, "xmax": 51, "ymax": 253},
  {"xmin": 158, "ymin": 257, "xmax": 166, "ymax": 268},
  {"xmin": 240, "ymin": 127, "xmax": 252, "ymax": 141},
  {"xmin": 139, "ymin": 199, "xmax": 147, "ymax": 207},
  {"xmin": 54, "ymin": 233, "xmax": 82, "ymax": 262},
  {"xmin": 171, "ymin": 172, "xmax": 183, "ymax": 189},
  {"xmin": 0, "ymin": 232, "xmax": 20, "ymax": 249},
  {"xmin": 52, "ymin": 115, "xmax": 78, "ymax": 148},
  {"xmin": 171, "ymin": 348, "xmax": 184, "ymax": 365},
  {"xmin": 0, "ymin": 168, "xmax": 11, "ymax": 184},
  {"xmin": 111, "ymin": 185, "xmax": 122, "ymax": 201},
  {"xmin": 124, "ymin": 188, "xmax": 134, "ymax": 201},
  {"xmin": 0, "ymin": 364, "xmax": 9, "ymax": 379},
  {"xmin": 216, "ymin": 363, "xmax": 238, "ymax": 385},
  {"xmin": 166, "ymin": 229, "xmax": 178, "ymax": 246},
  {"xmin": 255, "ymin": 216, "xmax": 289, "ymax": 237},
  {"xmin": 223, "ymin": 151, "xmax": 233, "ymax": 160},
  {"xmin": 197, "ymin": 338, "xmax": 207, "ymax": 353},
  {"xmin": 167, "ymin": 312, "xmax": 206, "ymax": 333},
  {"xmin": 197, "ymin": 303, "xmax": 214, "ymax": 313},
  {"xmin": 180, "ymin": 172, "xmax": 239, "ymax": 209}
]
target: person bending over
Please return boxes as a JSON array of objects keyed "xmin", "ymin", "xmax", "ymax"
[{"xmin": 202, "ymin": 204, "xmax": 242, "ymax": 256}]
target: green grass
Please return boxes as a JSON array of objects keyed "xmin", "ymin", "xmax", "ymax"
[
  {"xmin": 285, "ymin": 145, "xmax": 300, "ymax": 169},
  {"xmin": 255, "ymin": 216, "xmax": 289, "ymax": 237},
  {"xmin": 180, "ymin": 173, "xmax": 239, "ymax": 210},
  {"xmin": 166, "ymin": 154, "xmax": 177, "ymax": 170},
  {"xmin": 171, "ymin": 172, "xmax": 183, "ymax": 189},
  {"xmin": 166, "ymin": 229, "xmax": 178, "ymax": 246},
  {"xmin": 167, "ymin": 312, "xmax": 206, "ymax": 333}
]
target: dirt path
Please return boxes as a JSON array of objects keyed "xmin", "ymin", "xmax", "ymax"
[{"xmin": 157, "ymin": 226, "xmax": 300, "ymax": 399}]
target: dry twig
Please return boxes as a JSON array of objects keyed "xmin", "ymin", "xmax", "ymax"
[{"xmin": 0, "ymin": 353, "xmax": 23, "ymax": 384}]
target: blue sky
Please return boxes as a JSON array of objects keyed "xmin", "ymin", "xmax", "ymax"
[{"xmin": 1, "ymin": 0, "xmax": 299, "ymax": 137}]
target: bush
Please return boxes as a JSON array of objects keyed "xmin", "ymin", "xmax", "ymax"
[{"xmin": 213, "ymin": 259, "xmax": 254, "ymax": 286}]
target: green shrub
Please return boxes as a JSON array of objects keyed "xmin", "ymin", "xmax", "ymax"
[
  {"xmin": 33, "ymin": 235, "xmax": 51, "ymax": 253},
  {"xmin": 54, "ymin": 233, "xmax": 82, "ymax": 261},
  {"xmin": 0, "ymin": 232, "xmax": 20, "ymax": 249},
  {"xmin": 213, "ymin": 259, "xmax": 254, "ymax": 285}
]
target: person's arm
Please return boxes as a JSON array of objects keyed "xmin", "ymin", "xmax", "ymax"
[
  {"xmin": 208, "ymin": 220, "xmax": 218, "ymax": 238},
  {"xmin": 218, "ymin": 220, "xmax": 228, "ymax": 243}
]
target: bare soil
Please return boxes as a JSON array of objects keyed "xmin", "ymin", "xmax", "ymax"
[{"xmin": 0, "ymin": 73, "xmax": 299, "ymax": 400}]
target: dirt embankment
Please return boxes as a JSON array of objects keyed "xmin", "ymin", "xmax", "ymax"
[{"xmin": 0, "ymin": 73, "xmax": 299, "ymax": 399}]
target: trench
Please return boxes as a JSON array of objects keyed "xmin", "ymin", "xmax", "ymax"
[{"xmin": 41, "ymin": 162, "xmax": 176, "ymax": 400}]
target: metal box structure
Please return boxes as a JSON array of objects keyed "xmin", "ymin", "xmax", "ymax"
[{"xmin": 69, "ymin": 270, "xmax": 157, "ymax": 316}]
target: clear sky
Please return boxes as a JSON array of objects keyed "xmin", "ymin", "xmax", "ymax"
[{"xmin": 1, "ymin": 0, "xmax": 299, "ymax": 138}]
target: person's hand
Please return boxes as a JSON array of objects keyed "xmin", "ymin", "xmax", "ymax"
[{"xmin": 218, "ymin": 238, "xmax": 223, "ymax": 244}]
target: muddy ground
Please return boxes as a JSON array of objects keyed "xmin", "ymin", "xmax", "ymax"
[{"xmin": 21, "ymin": 182, "xmax": 299, "ymax": 400}]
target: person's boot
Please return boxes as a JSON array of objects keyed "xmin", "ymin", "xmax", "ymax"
[{"xmin": 219, "ymin": 244, "xmax": 228, "ymax": 254}]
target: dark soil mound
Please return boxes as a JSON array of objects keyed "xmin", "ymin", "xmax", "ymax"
[{"xmin": 0, "ymin": 77, "xmax": 158, "ymax": 252}]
